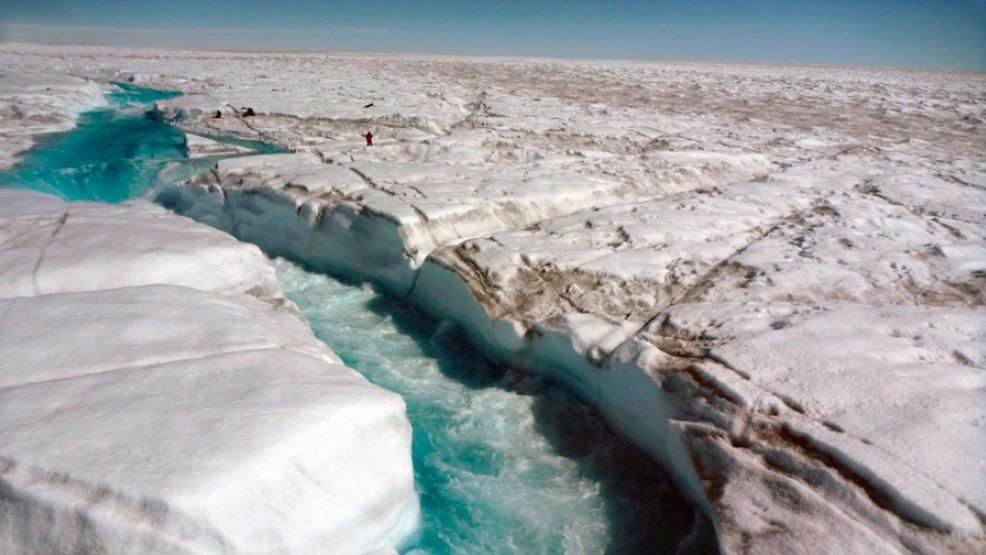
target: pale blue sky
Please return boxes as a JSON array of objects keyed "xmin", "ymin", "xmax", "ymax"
[{"xmin": 2, "ymin": 1, "xmax": 984, "ymax": 70}]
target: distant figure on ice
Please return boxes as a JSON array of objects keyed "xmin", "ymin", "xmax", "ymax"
[
  {"xmin": 243, "ymin": 107, "xmax": 256, "ymax": 117},
  {"xmin": 363, "ymin": 131, "xmax": 373, "ymax": 146},
  {"xmin": 213, "ymin": 110, "xmax": 222, "ymax": 119}
]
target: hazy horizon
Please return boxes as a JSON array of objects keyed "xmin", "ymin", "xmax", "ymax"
[{"xmin": 2, "ymin": 1, "xmax": 985, "ymax": 71}]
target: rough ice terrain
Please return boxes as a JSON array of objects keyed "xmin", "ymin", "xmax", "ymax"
[
  {"xmin": 2, "ymin": 42, "xmax": 985, "ymax": 553},
  {"xmin": 0, "ymin": 71, "xmax": 106, "ymax": 170},
  {"xmin": 0, "ymin": 187, "xmax": 418, "ymax": 554}
]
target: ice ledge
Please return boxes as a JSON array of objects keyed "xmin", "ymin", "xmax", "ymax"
[
  {"xmin": 161, "ymin": 155, "xmax": 986, "ymax": 553},
  {"xmin": 0, "ymin": 189, "xmax": 419, "ymax": 554},
  {"xmin": 0, "ymin": 72, "xmax": 108, "ymax": 170}
]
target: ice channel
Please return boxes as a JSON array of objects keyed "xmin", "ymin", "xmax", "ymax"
[
  {"xmin": 275, "ymin": 259, "xmax": 704, "ymax": 553},
  {"xmin": 1, "ymin": 83, "xmax": 707, "ymax": 553}
]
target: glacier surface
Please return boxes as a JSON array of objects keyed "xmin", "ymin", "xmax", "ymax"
[{"xmin": 2, "ymin": 42, "xmax": 985, "ymax": 554}]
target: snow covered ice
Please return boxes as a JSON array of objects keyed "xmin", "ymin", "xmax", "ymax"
[
  {"xmin": 184, "ymin": 132, "xmax": 255, "ymax": 158},
  {"xmin": 0, "ymin": 189, "xmax": 419, "ymax": 554},
  {"xmin": 1, "ymin": 42, "xmax": 985, "ymax": 554},
  {"xmin": 0, "ymin": 72, "xmax": 106, "ymax": 170}
]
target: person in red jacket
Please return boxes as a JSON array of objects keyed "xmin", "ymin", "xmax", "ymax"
[{"xmin": 363, "ymin": 131, "xmax": 373, "ymax": 146}]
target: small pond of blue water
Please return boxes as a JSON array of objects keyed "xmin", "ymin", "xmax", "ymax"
[{"xmin": 0, "ymin": 82, "xmax": 277, "ymax": 203}]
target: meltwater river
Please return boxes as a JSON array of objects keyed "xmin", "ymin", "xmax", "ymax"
[
  {"xmin": 1, "ymin": 82, "xmax": 704, "ymax": 554},
  {"xmin": 274, "ymin": 260, "xmax": 700, "ymax": 553}
]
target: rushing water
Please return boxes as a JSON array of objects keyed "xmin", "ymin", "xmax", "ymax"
[
  {"xmin": 275, "ymin": 260, "xmax": 706, "ymax": 554},
  {"xmin": 2, "ymin": 83, "xmax": 709, "ymax": 554}
]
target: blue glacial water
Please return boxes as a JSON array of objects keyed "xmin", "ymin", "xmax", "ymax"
[
  {"xmin": 2, "ymin": 82, "xmax": 709, "ymax": 554},
  {"xmin": 0, "ymin": 82, "xmax": 276, "ymax": 203},
  {"xmin": 275, "ymin": 260, "xmax": 707, "ymax": 554}
]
